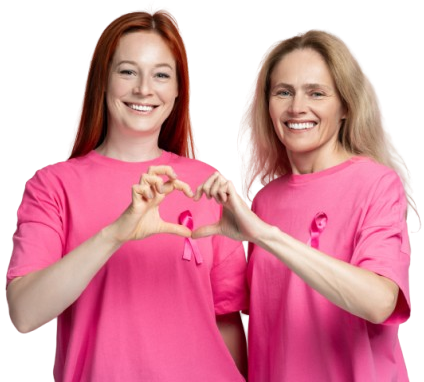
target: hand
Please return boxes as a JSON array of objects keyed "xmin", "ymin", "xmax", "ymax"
[
  {"xmin": 108, "ymin": 166, "xmax": 193, "ymax": 243},
  {"xmin": 192, "ymin": 172, "xmax": 264, "ymax": 242}
]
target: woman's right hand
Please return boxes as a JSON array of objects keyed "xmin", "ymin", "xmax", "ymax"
[
  {"xmin": 7, "ymin": 165, "xmax": 194, "ymax": 333},
  {"xmin": 107, "ymin": 165, "xmax": 194, "ymax": 243},
  {"xmin": 192, "ymin": 172, "xmax": 269, "ymax": 243}
]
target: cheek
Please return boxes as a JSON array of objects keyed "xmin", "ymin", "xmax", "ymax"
[
  {"xmin": 169, "ymin": 82, "xmax": 179, "ymax": 100},
  {"xmin": 106, "ymin": 75, "xmax": 134, "ymax": 99},
  {"xmin": 163, "ymin": 86, "xmax": 179, "ymax": 107},
  {"xmin": 327, "ymin": 106, "xmax": 346, "ymax": 128},
  {"xmin": 107, "ymin": 77, "xmax": 130, "ymax": 98},
  {"xmin": 268, "ymin": 101, "xmax": 278, "ymax": 123},
  {"xmin": 105, "ymin": 91, "xmax": 119, "ymax": 111},
  {"xmin": 269, "ymin": 102, "xmax": 283, "ymax": 130}
]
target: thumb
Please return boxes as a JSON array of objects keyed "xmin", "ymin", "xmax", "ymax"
[
  {"xmin": 192, "ymin": 224, "xmax": 221, "ymax": 239},
  {"xmin": 160, "ymin": 222, "xmax": 192, "ymax": 238}
]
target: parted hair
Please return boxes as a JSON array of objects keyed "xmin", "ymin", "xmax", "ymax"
[{"xmin": 244, "ymin": 30, "xmax": 409, "ymax": 199}]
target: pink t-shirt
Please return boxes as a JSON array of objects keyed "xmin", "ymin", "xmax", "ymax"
[
  {"xmin": 8, "ymin": 150, "xmax": 248, "ymax": 382},
  {"xmin": 247, "ymin": 157, "xmax": 411, "ymax": 382}
]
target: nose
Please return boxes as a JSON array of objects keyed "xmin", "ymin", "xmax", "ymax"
[
  {"xmin": 133, "ymin": 75, "xmax": 153, "ymax": 96},
  {"xmin": 288, "ymin": 94, "xmax": 307, "ymax": 115}
]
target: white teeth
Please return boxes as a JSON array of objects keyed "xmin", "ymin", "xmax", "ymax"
[
  {"xmin": 129, "ymin": 104, "xmax": 154, "ymax": 112},
  {"xmin": 287, "ymin": 122, "xmax": 315, "ymax": 130}
]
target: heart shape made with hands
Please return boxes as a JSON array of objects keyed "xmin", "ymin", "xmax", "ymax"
[
  {"xmin": 137, "ymin": 166, "xmax": 231, "ymax": 247},
  {"xmin": 152, "ymin": 179, "xmax": 225, "ymax": 265}
]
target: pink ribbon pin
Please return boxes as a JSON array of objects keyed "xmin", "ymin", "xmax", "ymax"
[
  {"xmin": 178, "ymin": 210, "xmax": 203, "ymax": 265},
  {"xmin": 307, "ymin": 212, "xmax": 328, "ymax": 249}
]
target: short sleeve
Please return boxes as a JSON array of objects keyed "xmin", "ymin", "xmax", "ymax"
[
  {"xmin": 7, "ymin": 169, "xmax": 64, "ymax": 286},
  {"xmin": 352, "ymin": 172, "xmax": 411, "ymax": 324},
  {"xmin": 210, "ymin": 233, "xmax": 248, "ymax": 315}
]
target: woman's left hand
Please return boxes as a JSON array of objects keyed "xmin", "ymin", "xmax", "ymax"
[{"xmin": 192, "ymin": 172, "xmax": 266, "ymax": 242}]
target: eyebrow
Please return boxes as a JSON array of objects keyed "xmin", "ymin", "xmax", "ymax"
[
  {"xmin": 272, "ymin": 82, "xmax": 333, "ymax": 92},
  {"xmin": 116, "ymin": 60, "xmax": 175, "ymax": 70}
]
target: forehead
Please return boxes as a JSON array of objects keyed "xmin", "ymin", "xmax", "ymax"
[
  {"xmin": 271, "ymin": 48, "xmax": 334, "ymax": 86},
  {"xmin": 113, "ymin": 31, "xmax": 175, "ymax": 63}
]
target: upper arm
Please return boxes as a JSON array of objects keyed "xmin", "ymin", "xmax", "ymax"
[
  {"xmin": 7, "ymin": 170, "xmax": 64, "ymax": 284},
  {"xmin": 353, "ymin": 172, "xmax": 410, "ymax": 324},
  {"xmin": 7, "ymin": 276, "xmax": 22, "ymax": 287}
]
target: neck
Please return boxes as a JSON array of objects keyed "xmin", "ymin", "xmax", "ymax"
[
  {"xmin": 289, "ymin": 145, "xmax": 352, "ymax": 175},
  {"xmin": 96, "ymin": 134, "xmax": 162, "ymax": 162}
]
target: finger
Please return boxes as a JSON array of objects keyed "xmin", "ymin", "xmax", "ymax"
[
  {"xmin": 203, "ymin": 174, "xmax": 228, "ymax": 205},
  {"xmin": 210, "ymin": 177, "xmax": 229, "ymax": 201},
  {"xmin": 132, "ymin": 184, "xmax": 154, "ymax": 200},
  {"xmin": 147, "ymin": 165, "xmax": 178, "ymax": 179},
  {"xmin": 192, "ymin": 224, "xmax": 221, "ymax": 239},
  {"xmin": 220, "ymin": 179, "xmax": 235, "ymax": 197},
  {"xmin": 217, "ymin": 189, "xmax": 228, "ymax": 203},
  {"xmin": 162, "ymin": 179, "xmax": 194, "ymax": 197},
  {"xmin": 193, "ymin": 184, "xmax": 204, "ymax": 201},
  {"xmin": 209, "ymin": 176, "xmax": 222, "ymax": 196},
  {"xmin": 140, "ymin": 174, "xmax": 164, "ymax": 194},
  {"xmin": 194, "ymin": 172, "xmax": 220, "ymax": 201},
  {"xmin": 160, "ymin": 222, "xmax": 192, "ymax": 238},
  {"xmin": 163, "ymin": 179, "xmax": 194, "ymax": 198}
]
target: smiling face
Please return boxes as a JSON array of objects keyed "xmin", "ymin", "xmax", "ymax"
[
  {"xmin": 268, "ymin": 48, "xmax": 347, "ymax": 171},
  {"xmin": 106, "ymin": 31, "xmax": 178, "ymax": 140}
]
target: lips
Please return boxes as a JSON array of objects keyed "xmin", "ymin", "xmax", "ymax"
[
  {"xmin": 126, "ymin": 103, "xmax": 155, "ymax": 112},
  {"xmin": 286, "ymin": 121, "xmax": 317, "ymax": 130}
]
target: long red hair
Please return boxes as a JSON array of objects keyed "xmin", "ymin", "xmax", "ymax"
[{"xmin": 69, "ymin": 11, "xmax": 194, "ymax": 159}]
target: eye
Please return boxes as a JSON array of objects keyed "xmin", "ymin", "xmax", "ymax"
[
  {"xmin": 274, "ymin": 89, "xmax": 292, "ymax": 97},
  {"xmin": 309, "ymin": 88, "xmax": 328, "ymax": 99},
  {"xmin": 119, "ymin": 69, "xmax": 136, "ymax": 76},
  {"xmin": 155, "ymin": 72, "xmax": 171, "ymax": 79}
]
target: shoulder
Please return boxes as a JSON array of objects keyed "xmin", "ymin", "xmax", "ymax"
[
  {"xmin": 27, "ymin": 162, "xmax": 67, "ymax": 186},
  {"xmin": 25, "ymin": 154, "xmax": 92, "ymax": 190},
  {"xmin": 348, "ymin": 157, "xmax": 405, "ymax": 195},
  {"xmin": 324, "ymin": 158, "xmax": 408, "ymax": 217},
  {"xmin": 348, "ymin": 156, "xmax": 398, "ymax": 178},
  {"xmin": 251, "ymin": 175, "xmax": 288, "ymax": 211}
]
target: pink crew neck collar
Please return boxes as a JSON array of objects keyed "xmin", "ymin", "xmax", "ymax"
[
  {"xmin": 288, "ymin": 156, "xmax": 367, "ymax": 184},
  {"xmin": 85, "ymin": 149, "xmax": 173, "ymax": 168}
]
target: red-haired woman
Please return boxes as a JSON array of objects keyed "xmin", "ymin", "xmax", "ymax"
[{"xmin": 6, "ymin": 11, "xmax": 247, "ymax": 381}]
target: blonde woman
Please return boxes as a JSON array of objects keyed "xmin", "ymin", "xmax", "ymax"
[{"xmin": 194, "ymin": 30, "xmax": 412, "ymax": 381}]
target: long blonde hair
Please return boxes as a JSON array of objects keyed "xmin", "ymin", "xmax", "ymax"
[{"xmin": 243, "ymin": 30, "xmax": 414, "ymax": 210}]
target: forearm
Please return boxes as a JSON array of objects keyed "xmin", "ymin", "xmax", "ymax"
[
  {"xmin": 254, "ymin": 224, "xmax": 399, "ymax": 323},
  {"xmin": 7, "ymin": 166, "xmax": 193, "ymax": 334},
  {"xmin": 7, "ymin": 225, "xmax": 122, "ymax": 333},
  {"xmin": 216, "ymin": 312, "xmax": 248, "ymax": 379}
]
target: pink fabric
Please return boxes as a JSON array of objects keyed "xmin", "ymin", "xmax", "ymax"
[
  {"xmin": 7, "ymin": 150, "xmax": 247, "ymax": 382},
  {"xmin": 247, "ymin": 157, "xmax": 411, "ymax": 382}
]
